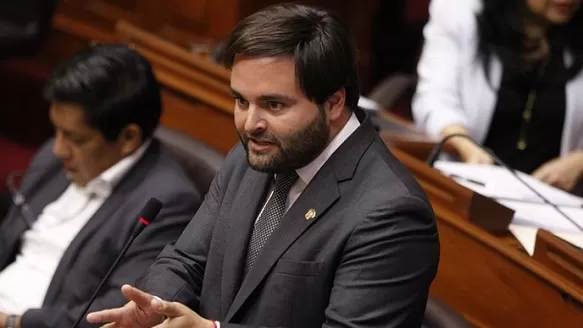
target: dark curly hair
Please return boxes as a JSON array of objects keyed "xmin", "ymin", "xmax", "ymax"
[{"xmin": 476, "ymin": 0, "xmax": 583, "ymax": 80}]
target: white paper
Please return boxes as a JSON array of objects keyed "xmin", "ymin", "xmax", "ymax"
[
  {"xmin": 508, "ymin": 224, "xmax": 539, "ymax": 255},
  {"xmin": 357, "ymin": 96, "xmax": 380, "ymax": 111},
  {"xmin": 499, "ymin": 200, "xmax": 583, "ymax": 233},
  {"xmin": 434, "ymin": 161, "xmax": 583, "ymax": 252},
  {"xmin": 435, "ymin": 161, "xmax": 583, "ymax": 206},
  {"xmin": 509, "ymin": 224, "xmax": 583, "ymax": 256}
]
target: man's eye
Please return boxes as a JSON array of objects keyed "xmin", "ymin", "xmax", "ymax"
[
  {"xmin": 69, "ymin": 136, "xmax": 88, "ymax": 145},
  {"xmin": 236, "ymin": 98, "xmax": 249, "ymax": 107},
  {"xmin": 268, "ymin": 102, "xmax": 284, "ymax": 110}
]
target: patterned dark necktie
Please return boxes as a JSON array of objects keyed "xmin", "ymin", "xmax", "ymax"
[{"xmin": 244, "ymin": 171, "xmax": 299, "ymax": 276}]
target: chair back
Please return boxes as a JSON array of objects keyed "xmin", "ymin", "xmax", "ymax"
[
  {"xmin": 423, "ymin": 296, "xmax": 473, "ymax": 328},
  {"xmin": 155, "ymin": 126, "xmax": 224, "ymax": 194}
]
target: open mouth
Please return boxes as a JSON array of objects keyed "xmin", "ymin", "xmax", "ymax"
[{"xmin": 248, "ymin": 139, "xmax": 276, "ymax": 152}]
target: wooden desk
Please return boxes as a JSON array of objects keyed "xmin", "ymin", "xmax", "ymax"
[
  {"xmin": 52, "ymin": 0, "xmax": 380, "ymax": 89},
  {"xmin": 391, "ymin": 148, "xmax": 583, "ymax": 327},
  {"xmin": 433, "ymin": 207, "xmax": 583, "ymax": 327},
  {"xmin": 374, "ymin": 109, "xmax": 447, "ymax": 161}
]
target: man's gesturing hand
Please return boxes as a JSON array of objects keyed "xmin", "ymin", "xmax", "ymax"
[
  {"xmin": 87, "ymin": 284, "xmax": 215, "ymax": 328},
  {"xmin": 86, "ymin": 284, "xmax": 165, "ymax": 328}
]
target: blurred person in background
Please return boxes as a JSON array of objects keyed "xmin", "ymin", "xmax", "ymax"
[
  {"xmin": 0, "ymin": 44, "xmax": 200, "ymax": 328},
  {"xmin": 412, "ymin": 0, "xmax": 583, "ymax": 192}
]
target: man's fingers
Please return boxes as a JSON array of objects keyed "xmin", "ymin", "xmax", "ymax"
[
  {"xmin": 87, "ymin": 307, "xmax": 126, "ymax": 324},
  {"xmin": 151, "ymin": 298, "xmax": 188, "ymax": 318},
  {"xmin": 150, "ymin": 317, "xmax": 169, "ymax": 328},
  {"xmin": 98, "ymin": 323, "xmax": 118, "ymax": 328},
  {"xmin": 121, "ymin": 284, "xmax": 155, "ymax": 309}
]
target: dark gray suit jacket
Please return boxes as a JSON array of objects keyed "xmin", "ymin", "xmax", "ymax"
[
  {"xmin": 138, "ymin": 110, "xmax": 440, "ymax": 327},
  {"xmin": 0, "ymin": 139, "xmax": 201, "ymax": 328}
]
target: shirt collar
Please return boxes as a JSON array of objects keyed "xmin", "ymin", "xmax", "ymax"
[
  {"xmin": 295, "ymin": 112, "xmax": 360, "ymax": 186},
  {"xmin": 80, "ymin": 139, "xmax": 152, "ymax": 198}
]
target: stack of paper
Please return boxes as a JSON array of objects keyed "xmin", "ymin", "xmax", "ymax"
[{"xmin": 434, "ymin": 161, "xmax": 583, "ymax": 254}]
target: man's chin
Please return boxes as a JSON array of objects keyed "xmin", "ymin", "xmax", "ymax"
[
  {"xmin": 66, "ymin": 173, "xmax": 87, "ymax": 187},
  {"xmin": 247, "ymin": 153, "xmax": 283, "ymax": 173}
]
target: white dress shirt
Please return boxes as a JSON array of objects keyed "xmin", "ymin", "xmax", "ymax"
[
  {"xmin": 0, "ymin": 140, "xmax": 151, "ymax": 315},
  {"xmin": 256, "ymin": 112, "xmax": 361, "ymax": 219}
]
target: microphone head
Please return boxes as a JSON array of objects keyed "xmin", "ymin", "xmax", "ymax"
[
  {"xmin": 132, "ymin": 197, "xmax": 163, "ymax": 237},
  {"xmin": 139, "ymin": 198, "xmax": 163, "ymax": 224}
]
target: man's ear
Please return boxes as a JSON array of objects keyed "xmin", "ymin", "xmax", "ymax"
[
  {"xmin": 325, "ymin": 88, "xmax": 346, "ymax": 121},
  {"xmin": 118, "ymin": 124, "xmax": 142, "ymax": 156}
]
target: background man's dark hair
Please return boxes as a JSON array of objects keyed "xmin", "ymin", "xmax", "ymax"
[
  {"xmin": 43, "ymin": 43, "xmax": 162, "ymax": 142},
  {"xmin": 223, "ymin": 3, "xmax": 360, "ymax": 110}
]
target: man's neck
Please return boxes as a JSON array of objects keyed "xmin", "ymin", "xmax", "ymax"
[{"xmin": 327, "ymin": 109, "xmax": 352, "ymax": 143}]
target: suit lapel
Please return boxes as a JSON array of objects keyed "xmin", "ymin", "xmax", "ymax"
[
  {"xmin": 25, "ymin": 168, "xmax": 69, "ymax": 216},
  {"xmin": 220, "ymin": 168, "xmax": 271, "ymax": 317},
  {"xmin": 224, "ymin": 109, "xmax": 377, "ymax": 320},
  {"xmin": 225, "ymin": 167, "xmax": 340, "ymax": 321},
  {"xmin": 43, "ymin": 142, "xmax": 161, "ymax": 305},
  {"xmin": 0, "ymin": 166, "xmax": 67, "ymax": 270},
  {"xmin": 42, "ymin": 188, "xmax": 127, "ymax": 305}
]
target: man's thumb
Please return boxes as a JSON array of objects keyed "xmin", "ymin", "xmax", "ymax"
[{"xmin": 151, "ymin": 297, "xmax": 185, "ymax": 318}]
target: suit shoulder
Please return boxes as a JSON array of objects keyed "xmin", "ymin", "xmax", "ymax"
[
  {"xmin": 223, "ymin": 142, "xmax": 246, "ymax": 167},
  {"xmin": 28, "ymin": 138, "xmax": 57, "ymax": 168},
  {"xmin": 133, "ymin": 147, "xmax": 201, "ymax": 203},
  {"xmin": 352, "ymin": 139, "xmax": 433, "ymax": 214},
  {"xmin": 214, "ymin": 142, "xmax": 247, "ymax": 181}
]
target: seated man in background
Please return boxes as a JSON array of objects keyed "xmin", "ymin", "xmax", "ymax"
[{"xmin": 0, "ymin": 44, "xmax": 201, "ymax": 328}]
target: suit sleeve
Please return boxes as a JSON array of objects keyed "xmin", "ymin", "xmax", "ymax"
[
  {"xmin": 220, "ymin": 196, "xmax": 439, "ymax": 328},
  {"xmin": 19, "ymin": 191, "xmax": 199, "ymax": 328},
  {"xmin": 134, "ymin": 159, "xmax": 226, "ymax": 310},
  {"xmin": 411, "ymin": 0, "xmax": 474, "ymax": 137}
]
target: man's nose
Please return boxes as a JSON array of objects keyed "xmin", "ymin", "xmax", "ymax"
[
  {"xmin": 52, "ymin": 132, "xmax": 71, "ymax": 160},
  {"xmin": 244, "ymin": 106, "xmax": 267, "ymax": 133}
]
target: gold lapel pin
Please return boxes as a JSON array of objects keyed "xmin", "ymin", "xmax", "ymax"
[{"xmin": 305, "ymin": 208, "xmax": 316, "ymax": 220}]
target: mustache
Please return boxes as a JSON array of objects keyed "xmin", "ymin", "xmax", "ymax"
[{"xmin": 244, "ymin": 131, "xmax": 279, "ymax": 144}]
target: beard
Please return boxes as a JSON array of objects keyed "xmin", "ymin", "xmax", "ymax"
[{"xmin": 238, "ymin": 107, "xmax": 330, "ymax": 173}]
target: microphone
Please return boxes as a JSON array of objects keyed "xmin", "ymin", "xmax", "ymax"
[
  {"xmin": 71, "ymin": 197, "xmax": 163, "ymax": 328},
  {"xmin": 426, "ymin": 133, "xmax": 583, "ymax": 233},
  {"xmin": 6, "ymin": 169, "xmax": 40, "ymax": 229},
  {"xmin": 426, "ymin": 133, "xmax": 468, "ymax": 167}
]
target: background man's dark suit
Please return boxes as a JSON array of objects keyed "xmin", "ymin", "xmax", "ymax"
[
  {"xmin": 138, "ymin": 110, "xmax": 440, "ymax": 327},
  {"xmin": 0, "ymin": 138, "xmax": 201, "ymax": 328}
]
